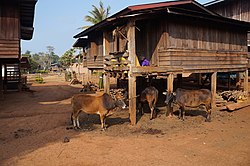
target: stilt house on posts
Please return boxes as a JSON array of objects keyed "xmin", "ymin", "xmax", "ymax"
[
  {"xmin": 205, "ymin": 0, "xmax": 250, "ymax": 68},
  {"xmin": 0, "ymin": 0, "xmax": 37, "ymax": 98},
  {"xmin": 73, "ymin": 0, "xmax": 250, "ymax": 125}
]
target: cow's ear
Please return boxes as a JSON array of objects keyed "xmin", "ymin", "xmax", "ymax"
[
  {"xmin": 162, "ymin": 92, "xmax": 167, "ymax": 95},
  {"xmin": 173, "ymin": 92, "xmax": 176, "ymax": 96}
]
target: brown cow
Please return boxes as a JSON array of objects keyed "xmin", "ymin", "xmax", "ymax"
[
  {"xmin": 139, "ymin": 86, "xmax": 159, "ymax": 120},
  {"xmin": 71, "ymin": 93, "xmax": 126, "ymax": 130},
  {"xmin": 165, "ymin": 88, "xmax": 212, "ymax": 122}
]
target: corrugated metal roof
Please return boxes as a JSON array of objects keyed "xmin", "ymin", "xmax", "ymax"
[
  {"xmin": 73, "ymin": 0, "xmax": 250, "ymax": 40},
  {"xmin": 74, "ymin": 0, "xmax": 198, "ymax": 38},
  {"xmin": 127, "ymin": 0, "xmax": 193, "ymax": 11}
]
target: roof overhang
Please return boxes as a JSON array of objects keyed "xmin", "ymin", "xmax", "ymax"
[
  {"xmin": 74, "ymin": 0, "xmax": 250, "ymax": 39},
  {"xmin": 19, "ymin": 0, "xmax": 38, "ymax": 40},
  {"xmin": 73, "ymin": 38, "xmax": 89, "ymax": 48}
]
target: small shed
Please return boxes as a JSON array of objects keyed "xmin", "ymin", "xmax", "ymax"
[
  {"xmin": 74, "ymin": 0, "xmax": 250, "ymax": 125},
  {"xmin": 0, "ymin": 0, "xmax": 37, "ymax": 96}
]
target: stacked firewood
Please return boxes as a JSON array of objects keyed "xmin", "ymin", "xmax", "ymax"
[
  {"xmin": 110, "ymin": 88, "xmax": 128, "ymax": 100},
  {"xmin": 216, "ymin": 90, "xmax": 248, "ymax": 107},
  {"xmin": 80, "ymin": 81, "xmax": 99, "ymax": 92}
]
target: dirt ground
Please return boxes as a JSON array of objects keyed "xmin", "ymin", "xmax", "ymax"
[{"xmin": 0, "ymin": 74, "xmax": 250, "ymax": 166}]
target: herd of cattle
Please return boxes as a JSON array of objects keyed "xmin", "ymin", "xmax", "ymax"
[{"xmin": 71, "ymin": 86, "xmax": 212, "ymax": 130}]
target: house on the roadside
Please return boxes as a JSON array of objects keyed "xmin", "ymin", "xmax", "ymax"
[
  {"xmin": 73, "ymin": 0, "xmax": 250, "ymax": 125},
  {"xmin": 72, "ymin": 34, "xmax": 104, "ymax": 84},
  {"xmin": 205, "ymin": 0, "xmax": 250, "ymax": 67},
  {"xmin": 0, "ymin": 0, "xmax": 37, "ymax": 97}
]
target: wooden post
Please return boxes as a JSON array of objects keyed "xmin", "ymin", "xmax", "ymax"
[
  {"xmin": 103, "ymin": 73, "xmax": 110, "ymax": 93},
  {"xmin": 4, "ymin": 64, "xmax": 7, "ymax": 92},
  {"xmin": 87, "ymin": 69, "xmax": 91, "ymax": 83},
  {"xmin": 167, "ymin": 73, "xmax": 174, "ymax": 116},
  {"xmin": 103, "ymin": 32, "xmax": 110, "ymax": 93},
  {"xmin": 0, "ymin": 62, "xmax": 3, "ymax": 99},
  {"xmin": 243, "ymin": 69, "xmax": 248, "ymax": 94},
  {"xmin": 211, "ymin": 72, "xmax": 217, "ymax": 108},
  {"xmin": 128, "ymin": 20, "xmax": 137, "ymax": 125}
]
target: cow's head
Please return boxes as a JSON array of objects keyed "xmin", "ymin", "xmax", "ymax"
[
  {"xmin": 163, "ymin": 91, "xmax": 176, "ymax": 105},
  {"xmin": 114, "ymin": 92, "xmax": 127, "ymax": 109}
]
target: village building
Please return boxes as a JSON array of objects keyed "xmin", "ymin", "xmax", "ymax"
[
  {"xmin": 0, "ymin": 0, "xmax": 37, "ymax": 98},
  {"xmin": 73, "ymin": 0, "xmax": 250, "ymax": 125},
  {"xmin": 205, "ymin": 0, "xmax": 250, "ymax": 67}
]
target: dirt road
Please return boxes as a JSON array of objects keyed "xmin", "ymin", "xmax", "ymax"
[{"xmin": 0, "ymin": 74, "xmax": 249, "ymax": 166}]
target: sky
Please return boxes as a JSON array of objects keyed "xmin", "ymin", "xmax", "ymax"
[{"xmin": 21, "ymin": 0, "xmax": 211, "ymax": 56}]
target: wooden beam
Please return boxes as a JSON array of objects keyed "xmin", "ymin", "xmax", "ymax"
[
  {"xmin": 128, "ymin": 20, "xmax": 137, "ymax": 125},
  {"xmin": 0, "ymin": 62, "xmax": 3, "ymax": 100},
  {"xmin": 211, "ymin": 72, "xmax": 217, "ymax": 108},
  {"xmin": 129, "ymin": 75, "xmax": 136, "ymax": 125},
  {"xmin": 103, "ymin": 73, "xmax": 110, "ymax": 94},
  {"xmin": 167, "ymin": 73, "xmax": 174, "ymax": 116},
  {"xmin": 243, "ymin": 69, "xmax": 248, "ymax": 94},
  {"xmin": 103, "ymin": 31, "xmax": 110, "ymax": 93}
]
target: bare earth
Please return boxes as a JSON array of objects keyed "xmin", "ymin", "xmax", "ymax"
[{"xmin": 0, "ymin": 74, "xmax": 250, "ymax": 166}]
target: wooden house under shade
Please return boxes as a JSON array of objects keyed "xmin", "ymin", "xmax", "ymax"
[
  {"xmin": 0, "ymin": 0, "xmax": 37, "ymax": 97},
  {"xmin": 73, "ymin": 0, "xmax": 250, "ymax": 125},
  {"xmin": 205, "ymin": 0, "xmax": 250, "ymax": 67}
]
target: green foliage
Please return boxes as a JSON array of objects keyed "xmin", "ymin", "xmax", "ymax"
[
  {"xmin": 35, "ymin": 76, "xmax": 44, "ymax": 84},
  {"xmin": 64, "ymin": 71, "xmax": 72, "ymax": 82},
  {"xmin": 59, "ymin": 48, "xmax": 76, "ymax": 68},
  {"xmin": 36, "ymin": 70, "xmax": 48, "ymax": 74},
  {"xmin": 82, "ymin": 1, "xmax": 111, "ymax": 29},
  {"xmin": 21, "ymin": 46, "xmax": 60, "ymax": 73}
]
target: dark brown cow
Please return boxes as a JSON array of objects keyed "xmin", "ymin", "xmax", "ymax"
[
  {"xmin": 71, "ymin": 93, "xmax": 126, "ymax": 130},
  {"xmin": 139, "ymin": 86, "xmax": 159, "ymax": 120},
  {"xmin": 165, "ymin": 88, "xmax": 212, "ymax": 121}
]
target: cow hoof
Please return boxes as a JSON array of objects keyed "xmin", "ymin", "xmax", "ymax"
[
  {"xmin": 74, "ymin": 126, "xmax": 81, "ymax": 130},
  {"xmin": 205, "ymin": 119, "xmax": 211, "ymax": 122},
  {"xmin": 101, "ymin": 128, "xmax": 107, "ymax": 131}
]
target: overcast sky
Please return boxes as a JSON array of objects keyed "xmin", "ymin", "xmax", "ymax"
[{"xmin": 21, "ymin": 0, "xmax": 211, "ymax": 56}]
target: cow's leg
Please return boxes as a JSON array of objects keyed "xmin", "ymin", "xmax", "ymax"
[
  {"xmin": 99, "ymin": 114, "xmax": 107, "ymax": 130},
  {"xmin": 76, "ymin": 116, "xmax": 81, "ymax": 129},
  {"xmin": 138, "ymin": 102, "xmax": 144, "ymax": 116},
  {"xmin": 205, "ymin": 105, "xmax": 212, "ymax": 122},
  {"xmin": 182, "ymin": 107, "xmax": 185, "ymax": 121},
  {"xmin": 72, "ymin": 110, "xmax": 81, "ymax": 129},
  {"xmin": 149, "ymin": 101, "xmax": 154, "ymax": 120},
  {"xmin": 178, "ymin": 107, "xmax": 182, "ymax": 119}
]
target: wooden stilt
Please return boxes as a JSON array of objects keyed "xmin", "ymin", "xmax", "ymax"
[
  {"xmin": 103, "ymin": 73, "xmax": 110, "ymax": 94},
  {"xmin": 211, "ymin": 72, "xmax": 217, "ymax": 108},
  {"xmin": 129, "ymin": 75, "xmax": 137, "ymax": 125},
  {"xmin": 243, "ymin": 69, "xmax": 248, "ymax": 95},
  {"xmin": 0, "ymin": 62, "xmax": 3, "ymax": 99},
  {"xmin": 127, "ymin": 20, "xmax": 137, "ymax": 125},
  {"xmin": 167, "ymin": 73, "xmax": 174, "ymax": 116}
]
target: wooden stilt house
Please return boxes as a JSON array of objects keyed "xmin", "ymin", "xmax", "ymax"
[
  {"xmin": 205, "ymin": 0, "xmax": 250, "ymax": 67},
  {"xmin": 73, "ymin": 32, "xmax": 104, "ymax": 83},
  {"xmin": 74, "ymin": 0, "xmax": 250, "ymax": 125},
  {"xmin": 0, "ymin": 0, "xmax": 37, "ymax": 97}
]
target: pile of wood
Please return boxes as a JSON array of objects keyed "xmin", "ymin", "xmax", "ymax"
[
  {"xmin": 110, "ymin": 88, "xmax": 128, "ymax": 100},
  {"xmin": 217, "ymin": 90, "xmax": 248, "ymax": 103},
  {"xmin": 80, "ymin": 82, "xmax": 99, "ymax": 92},
  {"xmin": 216, "ymin": 90, "xmax": 249, "ymax": 111}
]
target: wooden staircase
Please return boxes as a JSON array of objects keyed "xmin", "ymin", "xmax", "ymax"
[{"xmin": 4, "ymin": 64, "xmax": 21, "ymax": 91}]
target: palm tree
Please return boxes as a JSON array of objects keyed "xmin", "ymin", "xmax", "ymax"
[{"xmin": 83, "ymin": 1, "xmax": 111, "ymax": 28}]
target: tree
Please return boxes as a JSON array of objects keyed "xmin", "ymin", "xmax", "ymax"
[
  {"xmin": 83, "ymin": 1, "xmax": 111, "ymax": 28},
  {"xmin": 59, "ymin": 48, "xmax": 76, "ymax": 68}
]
